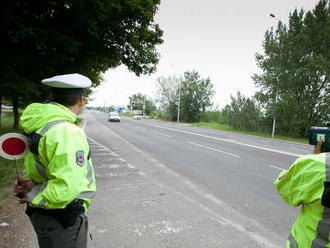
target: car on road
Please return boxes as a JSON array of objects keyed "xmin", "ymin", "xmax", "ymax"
[
  {"xmin": 109, "ymin": 112, "xmax": 120, "ymax": 122},
  {"xmin": 133, "ymin": 115, "xmax": 142, "ymax": 120}
]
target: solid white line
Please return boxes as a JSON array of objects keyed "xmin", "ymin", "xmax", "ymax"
[
  {"xmin": 269, "ymin": 165, "xmax": 285, "ymax": 170},
  {"xmin": 127, "ymin": 163, "xmax": 136, "ymax": 169},
  {"xmin": 188, "ymin": 142, "xmax": 240, "ymax": 158},
  {"xmin": 126, "ymin": 120, "xmax": 303, "ymax": 158},
  {"xmin": 94, "ymin": 116, "xmax": 280, "ymax": 248},
  {"xmin": 153, "ymin": 131, "xmax": 171, "ymax": 138},
  {"xmin": 82, "ymin": 120, "xmax": 87, "ymax": 131}
]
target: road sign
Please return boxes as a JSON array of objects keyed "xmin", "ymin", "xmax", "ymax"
[{"xmin": 0, "ymin": 133, "xmax": 29, "ymax": 160}]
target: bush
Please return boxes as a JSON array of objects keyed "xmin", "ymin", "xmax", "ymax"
[
  {"xmin": 150, "ymin": 110, "xmax": 163, "ymax": 119},
  {"xmin": 199, "ymin": 111, "xmax": 221, "ymax": 123}
]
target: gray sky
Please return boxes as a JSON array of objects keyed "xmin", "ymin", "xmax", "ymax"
[{"xmin": 88, "ymin": 0, "xmax": 319, "ymax": 109}]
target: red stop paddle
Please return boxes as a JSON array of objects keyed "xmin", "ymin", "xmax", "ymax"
[{"xmin": 0, "ymin": 133, "xmax": 29, "ymax": 180}]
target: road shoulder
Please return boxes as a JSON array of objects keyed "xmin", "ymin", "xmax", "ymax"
[{"xmin": 0, "ymin": 189, "xmax": 38, "ymax": 248}]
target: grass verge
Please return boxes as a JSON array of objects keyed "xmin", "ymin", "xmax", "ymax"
[{"xmin": 192, "ymin": 122, "xmax": 308, "ymax": 144}]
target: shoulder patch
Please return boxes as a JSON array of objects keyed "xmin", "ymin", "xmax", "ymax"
[{"xmin": 76, "ymin": 151, "xmax": 85, "ymax": 166}]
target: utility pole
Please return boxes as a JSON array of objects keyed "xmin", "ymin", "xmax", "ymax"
[
  {"xmin": 171, "ymin": 64, "xmax": 181, "ymax": 123},
  {"xmin": 177, "ymin": 81, "xmax": 181, "ymax": 123},
  {"xmin": 270, "ymin": 13, "xmax": 283, "ymax": 139},
  {"xmin": 143, "ymin": 96, "xmax": 146, "ymax": 116}
]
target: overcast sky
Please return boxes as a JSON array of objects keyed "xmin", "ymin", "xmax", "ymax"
[{"xmin": 88, "ymin": 0, "xmax": 320, "ymax": 109}]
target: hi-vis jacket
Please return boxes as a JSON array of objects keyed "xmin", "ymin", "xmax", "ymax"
[
  {"xmin": 274, "ymin": 152, "xmax": 330, "ymax": 248},
  {"xmin": 20, "ymin": 103, "xmax": 96, "ymax": 210}
]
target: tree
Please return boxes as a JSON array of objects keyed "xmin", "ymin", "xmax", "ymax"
[
  {"xmin": 180, "ymin": 71, "xmax": 214, "ymax": 122},
  {"xmin": 145, "ymin": 98, "xmax": 157, "ymax": 115},
  {"xmin": 224, "ymin": 91, "xmax": 263, "ymax": 131},
  {"xmin": 128, "ymin": 93, "xmax": 156, "ymax": 115},
  {"xmin": 0, "ymin": 0, "xmax": 163, "ymax": 128},
  {"xmin": 128, "ymin": 93, "xmax": 144, "ymax": 111},
  {"xmin": 253, "ymin": 0, "xmax": 330, "ymax": 137},
  {"xmin": 156, "ymin": 75, "xmax": 182, "ymax": 121}
]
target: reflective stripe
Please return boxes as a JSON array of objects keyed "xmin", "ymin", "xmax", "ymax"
[
  {"xmin": 39, "ymin": 199, "xmax": 46, "ymax": 208},
  {"xmin": 33, "ymin": 120, "xmax": 68, "ymax": 180},
  {"xmin": 28, "ymin": 120, "xmax": 95, "ymax": 208},
  {"xmin": 289, "ymin": 232, "xmax": 298, "ymax": 248},
  {"xmin": 27, "ymin": 182, "xmax": 48, "ymax": 203},
  {"xmin": 312, "ymin": 154, "xmax": 330, "ymax": 248},
  {"xmin": 326, "ymin": 154, "xmax": 330, "ymax": 183},
  {"xmin": 87, "ymin": 159, "xmax": 93, "ymax": 187},
  {"xmin": 77, "ymin": 191, "xmax": 95, "ymax": 199},
  {"xmin": 39, "ymin": 120, "xmax": 68, "ymax": 136},
  {"xmin": 34, "ymin": 155, "xmax": 47, "ymax": 179}
]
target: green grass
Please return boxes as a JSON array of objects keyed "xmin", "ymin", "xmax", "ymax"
[
  {"xmin": 193, "ymin": 122, "xmax": 308, "ymax": 144},
  {"xmin": 0, "ymin": 112, "xmax": 24, "ymax": 206}
]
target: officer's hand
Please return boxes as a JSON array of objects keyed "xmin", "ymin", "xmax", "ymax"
[
  {"xmin": 13, "ymin": 183, "xmax": 28, "ymax": 203},
  {"xmin": 313, "ymin": 140, "xmax": 324, "ymax": 154},
  {"xmin": 13, "ymin": 176, "xmax": 37, "ymax": 203},
  {"xmin": 17, "ymin": 176, "xmax": 37, "ymax": 192}
]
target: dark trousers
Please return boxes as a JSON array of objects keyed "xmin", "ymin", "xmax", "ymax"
[{"xmin": 29, "ymin": 211, "xmax": 88, "ymax": 248}]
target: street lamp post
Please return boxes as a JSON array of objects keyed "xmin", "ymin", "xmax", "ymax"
[
  {"xmin": 171, "ymin": 65, "xmax": 181, "ymax": 123},
  {"xmin": 270, "ymin": 13, "xmax": 283, "ymax": 139},
  {"xmin": 143, "ymin": 96, "xmax": 146, "ymax": 116},
  {"xmin": 177, "ymin": 81, "xmax": 181, "ymax": 123}
]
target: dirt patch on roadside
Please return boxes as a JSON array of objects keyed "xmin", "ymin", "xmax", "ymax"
[{"xmin": 0, "ymin": 188, "xmax": 37, "ymax": 248}]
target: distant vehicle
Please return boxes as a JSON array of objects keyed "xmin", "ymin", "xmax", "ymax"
[
  {"xmin": 133, "ymin": 115, "xmax": 142, "ymax": 120},
  {"xmin": 109, "ymin": 112, "xmax": 120, "ymax": 122}
]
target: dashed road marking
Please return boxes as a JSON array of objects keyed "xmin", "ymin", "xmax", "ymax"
[
  {"xmin": 269, "ymin": 165, "xmax": 285, "ymax": 170},
  {"xmin": 153, "ymin": 131, "xmax": 171, "ymax": 138},
  {"xmin": 187, "ymin": 142, "xmax": 240, "ymax": 158},
  {"xmin": 125, "ymin": 120, "xmax": 303, "ymax": 158}
]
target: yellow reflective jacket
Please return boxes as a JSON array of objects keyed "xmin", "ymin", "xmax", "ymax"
[
  {"xmin": 20, "ymin": 103, "xmax": 96, "ymax": 210},
  {"xmin": 274, "ymin": 153, "xmax": 330, "ymax": 248}
]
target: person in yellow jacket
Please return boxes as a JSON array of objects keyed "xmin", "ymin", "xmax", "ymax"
[
  {"xmin": 14, "ymin": 73, "xmax": 96, "ymax": 248},
  {"xmin": 274, "ymin": 140, "xmax": 329, "ymax": 248}
]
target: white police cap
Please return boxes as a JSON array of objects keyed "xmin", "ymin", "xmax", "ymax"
[{"xmin": 42, "ymin": 73, "xmax": 92, "ymax": 88}]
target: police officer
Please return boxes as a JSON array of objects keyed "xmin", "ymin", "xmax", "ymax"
[
  {"xmin": 274, "ymin": 140, "xmax": 329, "ymax": 247},
  {"xmin": 14, "ymin": 73, "xmax": 96, "ymax": 248}
]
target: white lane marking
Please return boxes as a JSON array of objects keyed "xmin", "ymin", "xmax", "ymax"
[
  {"xmin": 156, "ymin": 178, "xmax": 279, "ymax": 248},
  {"xmin": 127, "ymin": 163, "xmax": 136, "ymax": 169},
  {"xmin": 134, "ymin": 126, "xmax": 145, "ymax": 131},
  {"xmin": 92, "ymin": 117, "xmax": 280, "ymax": 248},
  {"xmin": 269, "ymin": 165, "xmax": 285, "ymax": 170},
  {"xmin": 97, "ymin": 228, "xmax": 109, "ymax": 234},
  {"xmin": 97, "ymin": 164, "xmax": 122, "ymax": 169},
  {"xmin": 82, "ymin": 120, "xmax": 87, "ymax": 131},
  {"xmin": 131, "ymin": 221, "xmax": 192, "ymax": 236},
  {"xmin": 93, "ymin": 152, "xmax": 112, "ymax": 156},
  {"xmin": 187, "ymin": 142, "xmax": 240, "ymax": 158},
  {"xmin": 153, "ymin": 131, "xmax": 171, "ymax": 138},
  {"xmin": 96, "ymin": 171, "xmax": 145, "ymax": 178},
  {"xmin": 126, "ymin": 120, "xmax": 303, "ymax": 158}
]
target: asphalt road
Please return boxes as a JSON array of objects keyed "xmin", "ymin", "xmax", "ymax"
[{"xmin": 83, "ymin": 110, "xmax": 312, "ymax": 248}]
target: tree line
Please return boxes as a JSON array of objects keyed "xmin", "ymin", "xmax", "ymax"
[
  {"xmin": 1, "ymin": 0, "xmax": 328, "ymax": 139},
  {"xmin": 0, "ymin": 0, "xmax": 163, "ymax": 128},
  {"xmin": 225, "ymin": 0, "xmax": 329, "ymax": 137},
  {"xmin": 130, "ymin": 0, "xmax": 329, "ymax": 138},
  {"xmin": 127, "ymin": 70, "xmax": 214, "ymax": 122}
]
